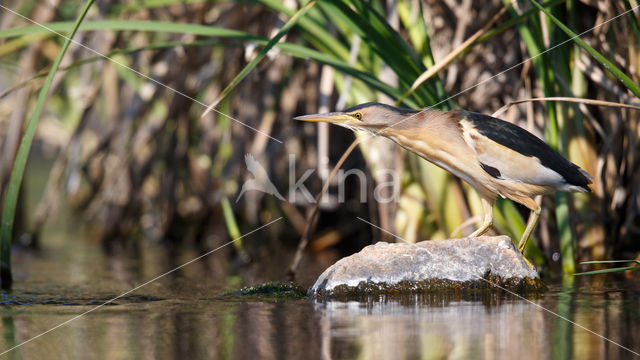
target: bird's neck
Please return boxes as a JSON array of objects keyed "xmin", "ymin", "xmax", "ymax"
[
  {"xmin": 378, "ymin": 108, "xmax": 448, "ymax": 134},
  {"xmin": 379, "ymin": 109, "xmax": 464, "ymax": 160}
]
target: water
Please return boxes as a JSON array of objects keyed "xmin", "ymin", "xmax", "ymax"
[{"xmin": 0, "ymin": 234, "xmax": 638, "ymax": 359}]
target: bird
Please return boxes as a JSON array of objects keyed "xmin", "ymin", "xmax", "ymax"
[
  {"xmin": 236, "ymin": 154, "xmax": 285, "ymax": 202},
  {"xmin": 294, "ymin": 102, "xmax": 593, "ymax": 254}
]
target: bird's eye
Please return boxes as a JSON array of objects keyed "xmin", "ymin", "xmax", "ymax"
[{"xmin": 354, "ymin": 112, "xmax": 362, "ymax": 120}]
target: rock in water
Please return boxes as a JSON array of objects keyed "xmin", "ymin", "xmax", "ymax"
[{"xmin": 309, "ymin": 236, "xmax": 544, "ymax": 299}]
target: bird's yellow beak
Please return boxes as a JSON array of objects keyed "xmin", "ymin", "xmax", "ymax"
[{"xmin": 294, "ymin": 112, "xmax": 354, "ymax": 124}]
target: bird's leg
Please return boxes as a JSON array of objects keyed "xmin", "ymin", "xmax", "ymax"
[
  {"xmin": 469, "ymin": 197, "xmax": 494, "ymax": 238},
  {"xmin": 518, "ymin": 205, "xmax": 542, "ymax": 253}
]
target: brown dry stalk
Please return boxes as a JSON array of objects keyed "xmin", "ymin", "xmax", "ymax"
[
  {"xmin": 492, "ymin": 96, "xmax": 640, "ymax": 118},
  {"xmin": 287, "ymin": 137, "xmax": 362, "ymax": 278},
  {"xmin": 394, "ymin": 5, "xmax": 508, "ymax": 106}
]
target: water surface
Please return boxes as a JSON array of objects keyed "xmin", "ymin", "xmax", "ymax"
[{"xmin": 1, "ymin": 234, "xmax": 638, "ymax": 359}]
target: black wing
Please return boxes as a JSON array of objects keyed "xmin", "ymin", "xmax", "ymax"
[{"xmin": 461, "ymin": 111, "xmax": 592, "ymax": 191}]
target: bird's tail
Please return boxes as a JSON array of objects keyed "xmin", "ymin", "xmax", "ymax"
[{"xmin": 579, "ymin": 168, "xmax": 594, "ymax": 182}]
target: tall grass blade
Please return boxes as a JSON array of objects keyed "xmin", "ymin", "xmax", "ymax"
[
  {"xmin": 623, "ymin": 1, "xmax": 640, "ymax": 41},
  {"xmin": 575, "ymin": 267, "xmax": 639, "ymax": 276},
  {"xmin": 221, "ymin": 196, "xmax": 246, "ymax": 256},
  {"xmin": 576, "ymin": 261, "xmax": 639, "ymax": 275},
  {"xmin": 395, "ymin": 6, "xmax": 508, "ymax": 106},
  {"xmin": 0, "ymin": 20, "xmax": 260, "ymax": 41},
  {"xmin": 202, "ymin": 1, "xmax": 316, "ymax": 116},
  {"xmin": 396, "ymin": 0, "xmax": 449, "ymax": 106},
  {"xmin": 556, "ymin": 192, "xmax": 575, "ymax": 274},
  {"xmin": 318, "ymin": 0, "xmax": 440, "ymax": 105},
  {"xmin": 259, "ymin": 0, "xmax": 350, "ymax": 60},
  {"xmin": 0, "ymin": 0, "xmax": 95, "ymax": 289},
  {"xmin": 580, "ymin": 260, "xmax": 640, "ymax": 264},
  {"xmin": 531, "ymin": 0, "xmax": 640, "ymax": 99},
  {"xmin": 479, "ymin": 0, "xmax": 564, "ymax": 43}
]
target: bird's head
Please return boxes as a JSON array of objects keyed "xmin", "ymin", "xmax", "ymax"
[{"xmin": 294, "ymin": 102, "xmax": 419, "ymax": 132}]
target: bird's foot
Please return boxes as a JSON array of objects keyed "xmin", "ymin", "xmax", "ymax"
[
  {"xmin": 522, "ymin": 255, "xmax": 536, "ymax": 271},
  {"xmin": 469, "ymin": 221, "xmax": 492, "ymax": 238}
]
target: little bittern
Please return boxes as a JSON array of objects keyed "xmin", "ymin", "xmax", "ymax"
[{"xmin": 295, "ymin": 102, "xmax": 593, "ymax": 253}]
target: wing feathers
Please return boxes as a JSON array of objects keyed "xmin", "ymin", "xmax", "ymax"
[{"xmin": 459, "ymin": 111, "xmax": 592, "ymax": 192}]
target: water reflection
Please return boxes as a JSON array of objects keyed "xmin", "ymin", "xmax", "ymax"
[
  {"xmin": 313, "ymin": 286, "xmax": 640, "ymax": 359},
  {"xmin": 0, "ymin": 238, "xmax": 638, "ymax": 359},
  {"xmin": 316, "ymin": 295, "xmax": 548, "ymax": 359}
]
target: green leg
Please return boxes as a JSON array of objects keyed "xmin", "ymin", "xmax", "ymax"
[
  {"xmin": 470, "ymin": 197, "xmax": 494, "ymax": 237},
  {"xmin": 518, "ymin": 206, "xmax": 542, "ymax": 253}
]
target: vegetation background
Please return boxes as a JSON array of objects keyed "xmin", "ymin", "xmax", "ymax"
[{"xmin": 1, "ymin": 0, "xmax": 639, "ymax": 286}]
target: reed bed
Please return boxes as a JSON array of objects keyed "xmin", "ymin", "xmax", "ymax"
[{"xmin": 0, "ymin": 0, "xmax": 639, "ymax": 287}]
